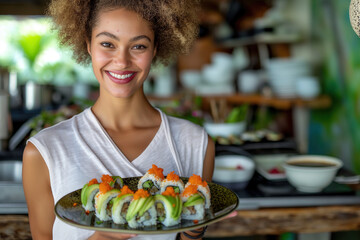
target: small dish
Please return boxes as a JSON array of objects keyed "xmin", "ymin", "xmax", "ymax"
[
  {"xmin": 254, "ymin": 154, "xmax": 289, "ymax": 181},
  {"xmin": 212, "ymin": 155, "xmax": 255, "ymax": 190}
]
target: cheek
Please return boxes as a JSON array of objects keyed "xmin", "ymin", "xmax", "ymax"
[
  {"xmin": 92, "ymin": 50, "xmax": 112, "ymax": 67},
  {"xmin": 134, "ymin": 53, "xmax": 154, "ymax": 71}
]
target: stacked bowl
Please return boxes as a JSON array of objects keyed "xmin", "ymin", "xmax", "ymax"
[
  {"xmin": 197, "ymin": 52, "xmax": 236, "ymax": 95},
  {"xmin": 265, "ymin": 58, "xmax": 311, "ymax": 98}
]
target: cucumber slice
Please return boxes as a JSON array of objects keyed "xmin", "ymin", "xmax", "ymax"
[{"xmin": 142, "ymin": 180, "xmax": 154, "ymax": 190}]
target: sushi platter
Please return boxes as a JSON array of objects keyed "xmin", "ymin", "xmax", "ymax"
[{"xmin": 54, "ymin": 175, "xmax": 238, "ymax": 234}]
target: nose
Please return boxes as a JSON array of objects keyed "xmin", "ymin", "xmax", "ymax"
[{"xmin": 113, "ymin": 48, "xmax": 131, "ymax": 68}]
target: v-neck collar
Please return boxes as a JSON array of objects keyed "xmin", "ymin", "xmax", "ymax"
[{"xmin": 86, "ymin": 107, "xmax": 164, "ymax": 165}]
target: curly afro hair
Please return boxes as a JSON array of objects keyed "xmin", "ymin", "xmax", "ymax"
[{"xmin": 47, "ymin": 0, "xmax": 200, "ymax": 65}]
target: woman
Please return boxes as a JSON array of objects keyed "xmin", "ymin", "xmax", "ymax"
[{"xmin": 22, "ymin": 0, "xmax": 214, "ymax": 240}]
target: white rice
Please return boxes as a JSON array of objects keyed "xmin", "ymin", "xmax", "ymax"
[
  {"xmin": 155, "ymin": 198, "xmax": 181, "ymax": 227},
  {"xmin": 127, "ymin": 205, "xmax": 157, "ymax": 228},
  {"xmin": 181, "ymin": 204, "xmax": 205, "ymax": 220},
  {"xmin": 95, "ymin": 190, "xmax": 120, "ymax": 221},
  {"xmin": 160, "ymin": 179, "xmax": 185, "ymax": 194},
  {"xmin": 137, "ymin": 173, "xmax": 162, "ymax": 195},
  {"xmin": 111, "ymin": 195, "xmax": 133, "ymax": 224},
  {"xmin": 184, "ymin": 182, "xmax": 211, "ymax": 209}
]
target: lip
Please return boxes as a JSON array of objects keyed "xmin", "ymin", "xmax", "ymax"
[{"xmin": 105, "ymin": 71, "xmax": 137, "ymax": 84}]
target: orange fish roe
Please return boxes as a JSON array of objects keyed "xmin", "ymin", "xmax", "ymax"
[
  {"xmin": 188, "ymin": 174, "xmax": 207, "ymax": 187},
  {"xmin": 101, "ymin": 174, "xmax": 114, "ymax": 184},
  {"xmin": 182, "ymin": 184, "xmax": 198, "ymax": 197},
  {"xmin": 134, "ymin": 189, "xmax": 150, "ymax": 200},
  {"xmin": 148, "ymin": 164, "xmax": 164, "ymax": 180},
  {"xmin": 88, "ymin": 178, "xmax": 99, "ymax": 186},
  {"xmin": 166, "ymin": 171, "xmax": 180, "ymax": 181},
  {"xmin": 99, "ymin": 182, "xmax": 112, "ymax": 194},
  {"xmin": 118, "ymin": 185, "xmax": 134, "ymax": 197},
  {"xmin": 162, "ymin": 187, "xmax": 177, "ymax": 198}
]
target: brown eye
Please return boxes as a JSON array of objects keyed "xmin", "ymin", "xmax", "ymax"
[
  {"xmin": 101, "ymin": 42, "xmax": 113, "ymax": 48},
  {"xmin": 132, "ymin": 44, "xmax": 147, "ymax": 50}
]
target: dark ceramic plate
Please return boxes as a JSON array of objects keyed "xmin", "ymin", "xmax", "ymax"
[{"xmin": 54, "ymin": 177, "xmax": 239, "ymax": 234}]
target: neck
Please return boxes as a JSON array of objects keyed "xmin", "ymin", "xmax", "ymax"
[{"xmin": 91, "ymin": 87, "xmax": 158, "ymax": 130}]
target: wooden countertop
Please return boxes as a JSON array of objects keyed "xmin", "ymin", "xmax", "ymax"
[
  {"xmin": 205, "ymin": 205, "xmax": 360, "ymax": 237},
  {"xmin": 2, "ymin": 204, "xmax": 360, "ymax": 238},
  {"xmin": 0, "ymin": 215, "xmax": 31, "ymax": 240}
]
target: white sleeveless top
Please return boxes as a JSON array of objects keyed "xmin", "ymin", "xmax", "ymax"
[{"xmin": 28, "ymin": 107, "xmax": 208, "ymax": 240}]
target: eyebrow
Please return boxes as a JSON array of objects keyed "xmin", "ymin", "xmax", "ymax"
[{"xmin": 95, "ymin": 32, "xmax": 152, "ymax": 43}]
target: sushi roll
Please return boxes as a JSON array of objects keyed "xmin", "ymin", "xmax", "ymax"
[
  {"xmin": 81, "ymin": 178, "xmax": 100, "ymax": 212},
  {"xmin": 126, "ymin": 189, "xmax": 157, "ymax": 228},
  {"xmin": 160, "ymin": 171, "xmax": 185, "ymax": 194},
  {"xmin": 111, "ymin": 185, "xmax": 134, "ymax": 224},
  {"xmin": 101, "ymin": 174, "xmax": 124, "ymax": 189},
  {"xmin": 111, "ymin": 176, "xmax": 124, "ymax": 189},
  {"xmin": 181, "ymin": 184, "xmax": 205, "ymax": 221},
  {"xmin": 185, "ymin": 174, "xmax": 211, "ymax": 209},
  {"xmin": 137, "ymin": 164, "xmax": 164, "ymax": 195},
  {"xmin": 95, "ymin": 182, "xmax": 121, "ymax": 221},
  {"xmin": 155, "ymin": 187, "xmax": 182, "ymax": 227}
]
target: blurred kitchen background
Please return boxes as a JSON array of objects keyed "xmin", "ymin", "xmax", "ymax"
[{"xmin": 1, "ymin": 0, "xmax": 360, "ymax": 240}]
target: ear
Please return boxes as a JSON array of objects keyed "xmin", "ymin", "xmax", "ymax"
[
  {"xmin": 152, "ymin": 44, "xmax": 157, "ymax": 58},
  {"xmin": 86, "ymin": 39, "xmax": 92, "ymax": 56}
]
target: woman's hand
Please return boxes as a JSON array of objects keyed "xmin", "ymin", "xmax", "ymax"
[{"xmin": 88, "ymin": 231, "xmax": 137, "ymax": 240}]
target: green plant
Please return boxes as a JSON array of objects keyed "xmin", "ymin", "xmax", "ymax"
[{"xmin": 225, "ymin": 105, "xmax": 248, "ymax": 123}]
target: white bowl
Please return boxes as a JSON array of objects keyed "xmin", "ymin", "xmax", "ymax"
[
  {"xmin": 180, "ymin": 70, "xmax": 203, "ymax": 89},
  {"xmin": 212, "ymin": 155, "xmax": 255, "ymax": 190},
  {"xmin": 211, "ymin": 52, "xmax": 234, "ymax": 67},
  {"xmin": 283, "ymin": 155, "xmax": 343, "ymax": 193},
  {"xmin": 265, "ymin": 58, "xmax": 307, "ymax": 71},
  {"xmin": 202, "ymin": 64, "xmax": 234, "ymax": 84},
  {"xmin": 295, "ymin": 76, "xmax": 320, "ymax": 99},
  {"xmin": 237, "ymin": 70, "xmax": 264, "ymax": 94},
  {"xmin": 195, "ymin": 83, "xmax": 235, "ymax": 96},
  {"xmin": 204, "ymin": 122, "xmax": 246, "ymax": 137}
]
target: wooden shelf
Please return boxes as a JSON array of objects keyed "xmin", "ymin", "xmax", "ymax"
[
  {"xmin": 148, "ymin": 94, "xmax": 332, "ymax": 111},
  {"xmin": 202, "ymin": 94, "xmax": 332, "ymax": 110},
  {"xmin": 217, "ymin": 34, "xmax": 302, "ymax": 48}
]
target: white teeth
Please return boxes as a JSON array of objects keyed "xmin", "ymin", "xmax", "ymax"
[{"xmin": 108, "ymin": 72, "xmax": 134, "ymax": 79}]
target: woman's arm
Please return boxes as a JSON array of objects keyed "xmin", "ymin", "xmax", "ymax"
[
  {"xmin": 23, "ymin": 142, "xmax": 138, "ymax": 240},
  {"xmin": 22, "ymin": 142, "xmax": 54, "ymax": 240},
  {"xmin": 202, "ymin": 135, "xmax": 215, "ymax": 182}
]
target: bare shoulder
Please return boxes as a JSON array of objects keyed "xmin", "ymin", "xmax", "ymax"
[{"xmin": 23, "ymin": 142, "xmax": 54, "ymax": 239}]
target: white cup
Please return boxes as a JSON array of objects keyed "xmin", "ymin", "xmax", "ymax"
[
  {"xmin": 296, "ymin": 76, "xmax": 320, "ymax": 99},
  {"xmin": 237, "ymin": 70, "xmax": 264, "ymax": 94}
]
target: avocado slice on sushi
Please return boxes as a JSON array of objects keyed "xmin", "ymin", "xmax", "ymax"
[
  {"xmin": 96, "ymin": 189, "xmax": 121, "ymax": 214},
  {"xmin": 183, "ymin": 193, "xmax": 205, "ymax": 207},
  {"xmin": 138, "ymin": 196, "xmax": 155, "ymax": 217},
  {"xmin": 126, "ymin": 197, "xmax": 145, "ymax": 221},
  {"xmin": 81, "ymin": 183, "xmax": 100, "ymax": 211}
]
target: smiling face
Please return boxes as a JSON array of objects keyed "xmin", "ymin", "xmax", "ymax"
[{"xmin": 87, "ymin": 8, "xmax": 156, "ymax": 99}]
